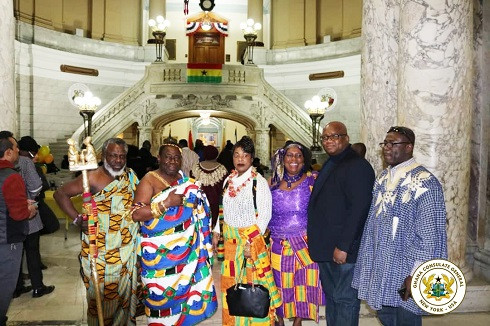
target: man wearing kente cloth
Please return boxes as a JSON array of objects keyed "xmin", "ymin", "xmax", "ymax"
[
  {"xmin": 55, "ymin": 138, "xmax": 140, "ymax": 325},
  {"xmin": 132, "ymin": 143, "xmax": 217, "ymax": 326}
]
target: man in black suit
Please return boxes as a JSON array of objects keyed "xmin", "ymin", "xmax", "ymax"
[{"xmin": 307, "ymin": 121, "xmax": 375, "ymax": 326}]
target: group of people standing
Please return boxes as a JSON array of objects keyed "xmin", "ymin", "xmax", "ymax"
[
  {"xmin": 0, "ymin": 131, "xmax": 59, "ymax": 326},
  {"xmin": 1, "ymin": 119, "xmax": 448, "ymax": 326}
]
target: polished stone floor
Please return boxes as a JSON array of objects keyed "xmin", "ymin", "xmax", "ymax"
[{"xmin": 6, "ymin": 223, "xmax": 490, "ymax": 326}]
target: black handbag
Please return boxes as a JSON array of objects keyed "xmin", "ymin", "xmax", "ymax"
[{"xmin": 226, "ymin": 259, "xmax": 270, "ymax": 318}]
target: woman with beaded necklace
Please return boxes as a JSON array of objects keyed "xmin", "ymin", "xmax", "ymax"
[
  {"xmin": 212, "ymin": 136, "xmax": 281, "ymax": 326},
  {"xmin": 268, "ymin": 141, "xmax": 325, "ymax": 326}
]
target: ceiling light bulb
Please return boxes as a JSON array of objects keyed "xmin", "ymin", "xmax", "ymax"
[
  {"xmin": 247, "ymin": 18, "xmax": 254, "ymax": 27},
  {"xmin": 201, "ymin": 21, "xmax": 212, "ymax": 31},
  {"xmin": 253, "ymin": 22, "xmax": 262, "ymax": 31},
  {"xmin": 156, "ymin": 15, "xmax": 164, "ymax": 24},
  {"xmin": 148, "ymin": 19, "xmax": 156, "ymax": 27}
]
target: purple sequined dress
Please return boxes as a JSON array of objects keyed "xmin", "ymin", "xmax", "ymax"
[{"xmin": 269, "ymin": 174, "xmax": 325, "ymax": 321}]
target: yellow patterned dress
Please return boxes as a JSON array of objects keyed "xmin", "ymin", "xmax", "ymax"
[
  {"xmin": 80, "ymin": 169, "xmax": 140, "ymax": 326},
  {"xmin": 221, "ymin": 223, "xmax": 282, "ymax": 326}
]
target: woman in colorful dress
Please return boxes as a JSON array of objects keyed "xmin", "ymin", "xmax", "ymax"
[
  {"xmin": 268, "ymin": 142, "xmax": 325, "ymax": 326},
  {"xmin": 212, "ymin": 136, "xmax": 281, "ymax": 326},
  {"xmin": 131, "ymin": 143, "xmax": 217, "ymax": 326}
]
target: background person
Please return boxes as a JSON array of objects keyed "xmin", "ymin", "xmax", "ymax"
[
  {"xmin": 139, "ymin": 140, "xmax": 157, "ymax": 175},
  {"xmin": 352, "ymin": 126, "xmax": 447, "ymax": 326},
  {"xmin": 0, "ymin": 131, "xmax": 37, "ymax": 326},
  {"xmin": 307, "ymin": 121, "xmax": 375, "ymax": 326},
  {"xmin": 351, "ymin": 142, "xmax": 366, "ymax": 158},
  {"xmin": 178, "ymin": 138, "xmax": 199, "ymax": 176},
  {"xmin": 131, "ymin": 143, "xmax": 217, "ymax": 326},
  {"xmin": 190, "ymin": 145, "xmax": 228, "ymax": 228},
  {"xmin": 14, "ymin": 136, "xmax": 55, "ymax": 298},
  {"xmin": 269, "ymin": 141, "xmax": 325, "ymax": 326},
  {"xmin": 217, "ymin": 140, "xmax": 234, "ymax": 173},
  {"xmin": 212, "ymin": 136, "xmax": 281, "ymax": 325},
  {"xmin": 54, "ymin": 138, "xmax": 140, "ymax": 326}
]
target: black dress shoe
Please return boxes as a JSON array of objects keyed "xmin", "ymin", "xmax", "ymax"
[
  {"xmin": 13, "ymin": 285, "xmax": 32, "ymax": 298},
  {"xmin": 32, "ymin": 285, "xmax": 55, "ymax": 298}
]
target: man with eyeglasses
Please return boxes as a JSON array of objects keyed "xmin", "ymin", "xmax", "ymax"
[
  {"xmin": 352, "ymin": 126, "xmax": 447, "ymax": 326},
  {"xmin": 307, "ymin": 121, "xmax": 375, "ymax": 326},
  {"xmin": 54, "ymin": 138, "xmax": 141, "ymax": 325}
]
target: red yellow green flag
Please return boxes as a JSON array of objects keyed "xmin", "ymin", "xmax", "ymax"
[{"xmin": 187, "ymin": 63, "xmax": 222, "ymax": 83}]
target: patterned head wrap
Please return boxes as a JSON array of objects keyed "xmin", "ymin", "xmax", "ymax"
[{"xmin": 270, "ymin": 142, "xmax": 308, "ymax": 189}]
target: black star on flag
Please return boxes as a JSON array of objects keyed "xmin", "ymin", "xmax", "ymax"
[{"xmin": 201, "ymin": 70, "xmax": 208, "ymax": 76}]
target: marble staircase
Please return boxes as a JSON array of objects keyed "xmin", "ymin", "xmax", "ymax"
[{"xmin": 63, "ymin": 63, "xmax": 314, "ymax": 164}]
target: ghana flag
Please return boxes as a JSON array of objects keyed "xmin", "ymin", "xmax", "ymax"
[{"xmin": 187, "ymin": 63, "xmax": 222, "ymax": 83}]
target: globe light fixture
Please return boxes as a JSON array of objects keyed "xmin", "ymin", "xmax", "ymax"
[
  {"xmin": 74, "ymin": 91, "xmax": 101, "ymax": 138},
  {"xmin": 148, "ymin": 16, "xmax": 170, "ymax": 62},
  {"xmin": 240, "ymin": 18, "xmax": 262, "ymax": 64},
  {"xmin": 305, "ymin": 95, "xmax": 329, "ymax": 151}
]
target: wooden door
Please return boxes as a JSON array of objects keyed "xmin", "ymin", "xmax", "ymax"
[{"xmin": 189, "ymin": 32, "xmax": 225, "ymax": 64}]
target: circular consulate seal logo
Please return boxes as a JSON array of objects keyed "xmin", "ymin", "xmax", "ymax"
[{"xmin": 411, "ymin": 259, "xmax": 466, "ymax": 315}]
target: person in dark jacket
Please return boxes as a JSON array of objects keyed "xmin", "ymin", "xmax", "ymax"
[
  {"xmin": 307, "ymin": 122, "xmax": 375, "ymax": 326},
  {"xmin": 217, "ymin": 140, "xmax": 234, "ymax": 172},
  {"xmin": 0, "ymin": 131, "xmax": 37, "ymax": 326}
]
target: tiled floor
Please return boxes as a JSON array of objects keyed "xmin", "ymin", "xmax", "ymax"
[{"xmin": 6, "ymin": 223, "xmax": 490, "ymax": 325}]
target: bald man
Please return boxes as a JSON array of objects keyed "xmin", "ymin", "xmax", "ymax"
[{"xmin": 307, "ymin": 121, "xmax": 375, "ymax": 326}]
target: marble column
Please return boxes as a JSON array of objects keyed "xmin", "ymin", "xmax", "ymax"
[
  {"xmin": 141, "ymin": 0, "xmax": 150, "ymax": 45},
  {"xmin": 138, "ymin": 126, "xmax": 153, "ymax": 148},
  {"xmin": 254, "ymin": 128, "xmax": 270, "ymax": 167},
  {"xmin": 248, "ymin": 0, "xmax": 263, "ymax": 42},
  {"xmin": 398, "ymin": 0, "xmax": 473, "ymax": 277},
  {"xmin": 148, "ymin": 0, "xmax": 166, "ymax": 41},
  {"xmin": 0, "ymin": 1, "xmax": 16, "ymax": 132},
  {"xmin": 473, "ymin": 0, "xmax": 490, "ymax": 282},
  {"xmin": 361, "ymin": 0, "xmax": 474, "ymax": 278},
  {"xmin": 360, "ymin": 0, "xmax": 399, "ymax": 172},
  {"xmin": 149, "ymin": 0, "xmax": 166, "ymax": 19}
]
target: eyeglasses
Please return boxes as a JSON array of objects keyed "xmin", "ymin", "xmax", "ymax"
[
  {"xmin": 387, "ymin": 126, "xmax": 414, "ymax": 144},
  {"xmin": 379, "ymin": 142, "xmax": 411, "ymax": 149},
  {"xmin": 320, "ymin": 134, "xmax": 347, "ymax": 141},
  {"xmin": 285, "ymin": 153, "xmax": 303, "ymax": 159}
]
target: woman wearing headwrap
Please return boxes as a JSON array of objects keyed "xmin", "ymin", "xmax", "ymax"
[
  {"xmin": 190, "ymin": 145, "xmax": 228, "ymax": 228},
  {"xmin": 268, "ymin": 141, "xmax": 325, "ymax": 326},
  {"xmin": 212, "ymin": 136, "xmax": 281, "ymax": 326}
]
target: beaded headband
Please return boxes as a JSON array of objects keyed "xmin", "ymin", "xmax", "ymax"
[{"xmin": 162, "ymin": 143, "xmax": 182, "ymax": 153}]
